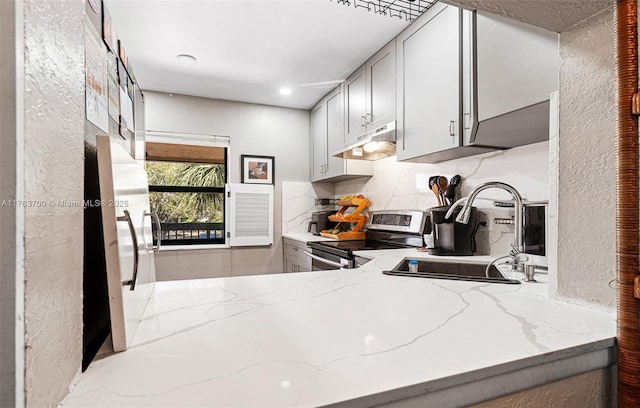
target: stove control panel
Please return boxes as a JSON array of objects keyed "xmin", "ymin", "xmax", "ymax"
[{"xmin": 366, "ymin": 210, "xmax": 428, "ymax": 234}]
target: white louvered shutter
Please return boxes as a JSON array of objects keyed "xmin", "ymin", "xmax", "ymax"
[{"xmin": 227, "ymin": 183, "xmax": 273, "ymax": 246}]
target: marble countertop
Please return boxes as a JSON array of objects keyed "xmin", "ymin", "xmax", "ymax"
[
  {"xmin": 282, "ymin": 232, "xmax": 336, "ymax": 243},
  {"xmin": 64, "ymin": 249, "xmax": 616, "ymax": 408}
]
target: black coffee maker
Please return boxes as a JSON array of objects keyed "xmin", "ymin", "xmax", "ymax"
[{"xmin": 426, "ymin": 205, "xmax": 483, "ymax": 256}]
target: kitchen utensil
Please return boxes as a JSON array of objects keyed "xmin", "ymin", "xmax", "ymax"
[
  {"xmin": 429, "ymin": 176, "xmax": 441, "ymax": 205},
  {"xmin": 438, "ymin": 176, "xmax": 448, "ymax": 205},
  {"xmin": 432, "ymin": 184, "xmax": 442, "ymax": 206},
  {"xmin": 444, "ymin": 175, "xmax": 461, "ymax": 205}
]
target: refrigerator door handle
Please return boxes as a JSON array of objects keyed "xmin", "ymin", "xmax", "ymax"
[
  {"xmin": 117, "ymin": 209, "xmax": 139, "ymax": 291},
  {"xmin": 144, "ymin": 211, "xmax": 162, "ymax": 253}
]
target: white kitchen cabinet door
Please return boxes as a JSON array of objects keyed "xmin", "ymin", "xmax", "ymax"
[
  {"xmin": 283, "ymin": 238, "xmax": 311, "ymax": 273},
  {"xmin": 310, "ymin": 101, "xmax": 327, "ymax": 182},
  {"xmin": 310, "ymin": 85, "xmax": 373, "ymax": 183},
  {"xmin": 344, "ymin": 65, "xmax": 367, "ymax": 146},
  {"xmin": 228, "ymin": 183, "xmax": 273, "ymax": 247},
  {"xmin": 367, "ymin": 41, "xmax": 396, "ymax": 130},
  {"xmin": 324, "ymin": 86, "xmax": 346, "ymax": 179},
  {"xmin": 96, "ymin": 135, "xmax": 156, "ymax": 352},
  {"xmin": 396, "ymin": 3, "xmax": 461, "ymax": 161},
  {"xmin": 343, "ymin": 43, "xmax": 396, "ymax": 148}
]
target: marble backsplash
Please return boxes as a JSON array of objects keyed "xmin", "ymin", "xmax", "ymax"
[
  {"xmin": 283, "ymin": 142, "xmax": 549, "ymax": 257},
  {"xmin": 281, "ymin": 181, "xmax": 335, "ymax": 234}
]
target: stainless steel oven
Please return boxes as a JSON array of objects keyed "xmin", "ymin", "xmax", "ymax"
[
  {"xmin": 305, "ymin": 210, "xmax": 429, "ymax": 271},
  {"xmin": 303, "ymin": 247, "xmax": 355, "ymax": 271}
]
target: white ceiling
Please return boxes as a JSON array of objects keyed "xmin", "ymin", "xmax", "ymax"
[{"xmin": 105, "ymin": 0, "xmax": 413, "ymax": 109}]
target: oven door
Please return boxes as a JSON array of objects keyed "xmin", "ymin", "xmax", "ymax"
[{"xmin": 303, "ymin": 248, "xmax": 354, "ymax": 271}]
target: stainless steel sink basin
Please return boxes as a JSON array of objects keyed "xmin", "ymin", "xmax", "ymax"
[{"xmin": 383, "ymin": 258, "xmax": 520, "ymax": 284}]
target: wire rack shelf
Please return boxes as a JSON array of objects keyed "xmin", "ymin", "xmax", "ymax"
[{"xmin": 331, "ymin": 0, "xmax": 437, "ymax": 22}]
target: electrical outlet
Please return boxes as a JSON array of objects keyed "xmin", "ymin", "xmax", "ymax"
[
  {"xmin": 415, "ymin": 173, "xmax": 429, "ymax": 190},
  {"xmin": 477, "ymin": 209, "xmax": 493, "ymax": 231}
]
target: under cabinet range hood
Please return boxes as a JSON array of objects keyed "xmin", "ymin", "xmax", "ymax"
[{"xmin": 334, "ymin": 121, "xmax": 397, "ymax": 161}]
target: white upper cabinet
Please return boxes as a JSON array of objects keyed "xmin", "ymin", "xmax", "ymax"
[
  {"xmin": 310, "ymin": 102, "xmax": 327, "ymax": 181},
  {"xmin": 396, "ymin": 3, "xmax": 461, "ymax": 161},
  {"xmin": 395, "ymin": 4, "xmax": 557, "ymax": 163},
  {"xmin": 311, "ymin": 85, "xmax": 373, "ymax": 183},
  {"xmin": 315, "ymin": 2, "xmax": 558, "ymax": 167},
  {"xmin": 344, "ymin": 41, "xmax": 396, "ymax": 147},
  {"xmin": 344, "ymin": 66, "xmax": 367, "ymax": 146},
  {"xmin": 366, "ymin": 42, "xmax": 396, "ymax": 130},
  {"xmin": 325, "ymin": 88, "xmax": 347, "ymax": 179}
]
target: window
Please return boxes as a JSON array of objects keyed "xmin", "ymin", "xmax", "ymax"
[{"xmin": 145, "ymin": 142, "xmax": 227, "ymax": 246}]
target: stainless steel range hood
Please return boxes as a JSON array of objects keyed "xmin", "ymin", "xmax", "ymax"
[{"xmin": 334, "ymin": 121, "xmax": 397, "ymax": 161}]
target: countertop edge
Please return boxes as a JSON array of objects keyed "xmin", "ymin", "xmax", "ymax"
[
  {"xmin": 323, "ymin": 339, "xmax": 616, "ymax": 408},
  {"xmin": 282, "ymin": 232, "xmax": 337, "ymax": 243}
]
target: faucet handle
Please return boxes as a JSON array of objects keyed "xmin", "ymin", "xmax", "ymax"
[{"xmin": 522, "ymin": 264, "xmax": 537, "ymax": 283}]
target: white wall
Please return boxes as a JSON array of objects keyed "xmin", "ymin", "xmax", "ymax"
[
  {"xmin": 22, "ymin": 0, "xmax": 85, "ymax": 406},
  {"xmin": 144, "ymin": 92, "xmax": 310, "ymax": 279},
  {"xmin": 556, "ymin": 7, "xmax": 616, "ymax": 308}
]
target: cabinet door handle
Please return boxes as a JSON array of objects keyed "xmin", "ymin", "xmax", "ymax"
[
  {"xmin": 303, "ymin": 250, "xmax": 344, "ymax": 269},
  {"xmin": 464, "ymin": 113, "xmax": 471, "ymax": 130},
  {"xmin": 117, "ymin": 210, "xmax": 139, "ymax": 291},
  {"xmin": 366, "ymin": 113, "xmax": 373, "ymax": 124},
  {"xmin": 449, "ymin": 121, "xmax": 456, "ymax": 137},
  {"xmin": 361, "ymin": 115, "xmax": 367, "ymax": 127}
]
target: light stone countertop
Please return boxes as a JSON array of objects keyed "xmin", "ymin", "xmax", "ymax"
[
  {"xmin": 63, "ymin": 249, "xmax": 616, "ymax": 408},
  {"xmin": 282, "ymin": 232, "xmax": 337, "ymax": 243}
]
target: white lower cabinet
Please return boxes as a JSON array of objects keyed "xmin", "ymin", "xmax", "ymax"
[{"xmin": 283, "ymin": 238, "xmax": 311, "ymax": 273}]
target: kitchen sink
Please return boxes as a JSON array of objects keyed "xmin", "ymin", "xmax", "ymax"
[{"xmin": 383, "ymin": 258, "xmax": 520, "ymax": 284}]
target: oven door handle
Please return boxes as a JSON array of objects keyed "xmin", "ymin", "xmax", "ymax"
[{"xmin": 303, "ymin": 251, "xmax": 344, "ymax": 269}]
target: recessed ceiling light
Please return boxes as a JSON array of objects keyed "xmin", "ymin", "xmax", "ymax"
[
  {"xmin": 279, "ymin": 87, "xmax": 292, "ymax": 96},
  {"xmin": 176, "ymin": 54, "xmax": 197, "ymax": 63}
]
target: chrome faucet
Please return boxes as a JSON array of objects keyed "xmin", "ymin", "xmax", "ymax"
[{"xmin": 445, "ymin": 182, "xmax": 530, "ymax": 278}]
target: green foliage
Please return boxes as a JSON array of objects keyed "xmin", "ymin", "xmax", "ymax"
[{"xmin": 146, "ymin": 161, "xmax": 225, "ymax": 223}]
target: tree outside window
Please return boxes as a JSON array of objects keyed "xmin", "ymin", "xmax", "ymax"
[{"xmin": 146, "ymin": 161, "xmax": 226, "ymax": 244}]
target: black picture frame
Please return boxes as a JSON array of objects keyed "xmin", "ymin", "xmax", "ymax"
[{"xmin": 241, "ymin": 155, "xmax": 274, "ymax": 184}]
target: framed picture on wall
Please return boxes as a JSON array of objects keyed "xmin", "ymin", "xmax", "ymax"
[{"xmin": 241, "ymin": 155, "xmax": 274, "ymax": 184}]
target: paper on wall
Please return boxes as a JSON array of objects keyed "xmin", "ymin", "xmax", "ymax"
[
  {"xmin": 107, "ymin": 53, "xmax": 119, "ymax": 121},
  {"xmin": 119, "ymin": 87, "xmax": 134, "ymax": 133},
  {"xmin": 85, "ymin": 22, "xmax": 109, "ymax": 133}
]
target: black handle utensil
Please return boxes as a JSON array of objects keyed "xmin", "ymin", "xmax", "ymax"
[
  {"xmin": 437, "ymin": 176, "xmax": 448, "ymax": 206},
  {"xmin": 429, "ymin": 176, "xmax": 441, "ymax": 205},
  {"xmin": 444, "ymin": 175, "xmax": 461, "ymax": 205}
]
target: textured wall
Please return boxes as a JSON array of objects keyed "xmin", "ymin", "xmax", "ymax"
[
  {"xmin": 22, "ymin": 0, "xmax": 85, "ymax": 406},
  {"xmin": 446, "ymin": 0, "xmax": 610, "ymax": 32},
  {"xmin": 472, "ymin": 368, "xmax": 613, "ymax": 407},
  {"xmin": 145, "ymin": 92, "xmax": 309, "ymax": 278},
  {"xmin": 557, "ymin": 8, "xmax": 616, "ymax": 307},
  {"xmin": 0, "ymin": 1, "xmax": 20, "ymax": 406}
]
